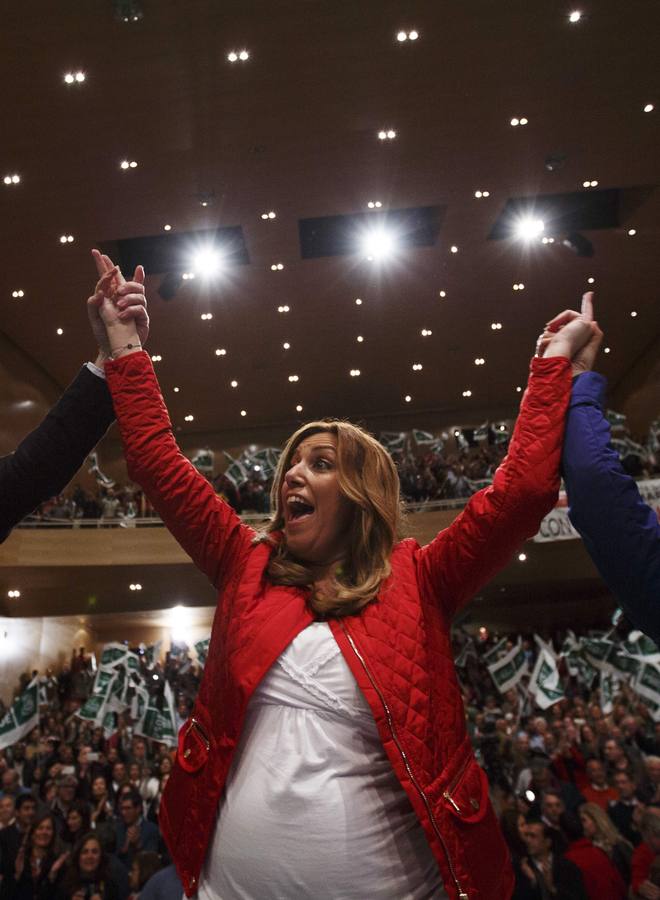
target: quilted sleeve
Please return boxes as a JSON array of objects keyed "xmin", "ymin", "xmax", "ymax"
[
  {"xmin": 105, "ymin": 351, "xmax": 254, "ymax": 590},
  {"xmin": 415, "ymin": 355, "xmax": 571, "ymax": 618}
]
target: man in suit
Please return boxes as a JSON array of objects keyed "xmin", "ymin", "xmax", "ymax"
[{"xmin": 514, "ymin": 819, "xmax": 587, "ymax": 899}]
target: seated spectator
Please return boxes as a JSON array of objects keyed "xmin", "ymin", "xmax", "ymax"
[
  {"xmin": 0, "ymin": 795, "xmax": 15, "ymax": 830},
  {"xmin": 603, "ymin": 737, "xmax": 637, "ymax": 782},
  {"xmin": 61, "ymin": 800, "xmax": 91, "ymax": 849},
  {"xmin": 609, "ymin": 770, "xmax": 644, "ymax": 846},
  {"xmin": 138, "ymin": 864, "xmax": 182, "ymax": 900},
  {"xmin": 0, "ymin": 794, "xmax": 37, "ymax": 885},
  {"xmin": 540, "ymin": 790, "xmax": 568, "ymax": 852},
  {"xmin": 514, "ymin": 818, "xmax": 587, "ymax": 899},
  {"xmin": 51, "ymin": 775, "xmax": 79, "ymax": 828},
  {"xmin": 581, "ymin": 759, "xmax": 618, "ymax": 811},
  {"xmin": 114, "ymin": 790, "xmax": 159, "ymax": 871},
  {"xmin": 128, "ymin": 851, "xmax": 161, "ymax": 899},
  {"xmin": 1, "ymin": 812, "xmax": 69, "ymax": 900},
  {"xmin": 90, "ymin": 776, "xmax": 114, "ymax": 828},
  {"xmin": 580, "ymin": 801, "xmax": 634, "ymax": 884},
  {"xmin": 561, "ymin": 811, "xmax": 627, "ymax": 899},
  {"xmin": 639, "ymin": 757, "xmax": 660, "ymax": 806},
  {"xmin": 57, "ymin": 832, "xmax": 123, "ymax": 900},
  {"xmin": 631, "ymin": 807, "xmax": 660, "ymax": 899}
]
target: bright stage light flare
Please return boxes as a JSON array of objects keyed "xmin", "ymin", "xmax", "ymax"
[
  {"xmin": 191, "ymin": 246, "xmax": 224, "ymax": 279},
  {"xmin": 361, "ymin": 228, "xmax": 398, "ymax": 262},
  {"xmin": 514, "ymin": 217, "xmax": 545, "ymax": 241}
]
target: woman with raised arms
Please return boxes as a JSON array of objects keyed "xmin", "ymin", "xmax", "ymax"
[{"xmin": 87, "ymin": 249, "xmax": 599, "ymax": 900}]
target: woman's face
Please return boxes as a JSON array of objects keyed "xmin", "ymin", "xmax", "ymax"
[
  {"xmin": 79, "ymin": 839, "xmax": 101, "ymax": 874},
  {"xmin": 67, "ymin": 809, "xmax": 83, "ymax": 833},
  {"xmin": 281, "ymin": 432, "xmax": 353, "ymax": 566},
  {"xmin": 91, "ymin": 777, "xmax": 107, "ymax": 799},
  {"xmin": 33, "ymin": 818, "xmax": 54, "ymax": 848},
  {"xmin": 159, "ymin": 757, "xmax": 172, "ymax": 776},
  {"xmin": 580, "ymin": 811, "xmax": 596, "ymax": 838}
]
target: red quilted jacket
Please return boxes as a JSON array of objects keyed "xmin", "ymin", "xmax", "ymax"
[{"xmin": 106, "ymin": 352, "xmax": 571, "ymax": 900}]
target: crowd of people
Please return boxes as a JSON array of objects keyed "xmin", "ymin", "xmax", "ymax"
[
  {"xmin": 23, "ymin": 413, "xmax": 660, "ymax": 524},
  {"xmin": 2, "ymin": 625, "xmax": 660, "ymax": 899}
]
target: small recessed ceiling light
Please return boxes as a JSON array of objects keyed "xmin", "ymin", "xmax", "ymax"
[
  {"xmin": 296, "ymin": 404, "xmax": 303, "ymax": 412},
  {"xmin": 8, "ymin": 589, "xmax": 21, "ymax": 598},
  {"xmin": 367, "ymin": 200, "xmax": 383, "ymax": 209},
  {"xmin": 283, "ymin": 341, "xmax": 290, "ymax": 350},
  {"xmin": 541, "ymin": 236, "xmax": 556, "ymax": 244},
  {"xmin": 355, "ymin": 297, "xmax": 362, "ymax": 305},
  {"xmin": 412, "ymin": 363, "xmax": 423, "ymax": 371},
  {"xmin": 184, "ymin": 414, "xmax": 194, "ymax": 422},
  {"xmin": 396, "ymin": 30, "xmax": 407, "ymax": 41},
  {"xmin": 215, "ymin": 348, "xmax": 227, "ymax": 356},
  {"xmin": 56, "ymin": 328, "xmax": 64, "ymax": 335},
  {"xmin": 404, "ymin": 395, "xmax": 412, "ymax": 402},
  {"xmin": 474, "ymin": 190, "xmax": 490, "ymax": 198},
  {"xmin": 377, "ymin": 129, "xmax": 397, "ymax": 140},
  {"xmin": 350, "ymin": 369, "xmax": 361, "ymax": 377},
  {"xmin": 491, "ymin": 322, "xmax": 502, "ymax": 330},
  {"xmin": 230, "ymin": 380, "xmax": 238, "ymax": 388},
  {"xmin": 11, "ymin": 290, "xmax": 24, "ymax": 298},
  {"xmin": 271, "ymin": 262, "xmax": 284, "ymax": 270},
  {"xmin": 450, "ymin": 245, "xmax": 458, "ymax": 254},
  {"xmin": 356, "ymin": 335, "xmax": 364, "ymax": 343},
  {"xmin": 261, "ymin": 210, "xmax": 277, "ymax": 219},
  {"xmin": 630, "ymin": 311, "xmax": 638, "ymax": 317},
  {"xmin": 75, "ymin": 71, "xmax": 86, "ymax": 82},
  {"xmin": 474, "ymin": 358, "xmax": 485, "ymax": 366},
  {"xmin": 277, "ymin": 305, "xmax": 290, "ymax": 313},
  {"xmin": 408, "ymin": 30, "xmax": 419, "ymax": 40},
  {"xmin": 151, "ymin": 355, "xmax": 162, "ymax": 362},
  {"xmin": 173, "ymin": 387, "xmax": 180, "ymax": 392},
  {"xmin": 129, "ymin": 582, "xmax": 142, "ymax": 591},
  {"xmin": 582, "ymin": 179, "xmax": 598, "ymax": 188},
  {"xmin": 421, "ymin": 328, "xmax": 432, "ymax": 336},
  {"xmin": 516, "ymin": 386, "xmax": 522, "ymax": 392},
  {"xmin": 604, "ymin": 347, "xmax": 611, "ymax": 353},
  {"xmin": 568, "ymin": 10, "xmax": 582, "ymax": 22},
  {"xmin": 288, "ymin": 374, "xmax": 299, "ymax": 382},
  {"xmin": 59, "ymin": 234, "xmax": 74, "ymax": 243},
  {"xmin": 462, "ymin": 389, "xmax": 472, "ymax": 397},
  {"xmin": 518, "ymin": 552, "xmax": 527, "ymax": 562},
  {"xmin": 439, "ymin": 290, "xmax": 446, "ymax": 298},
  {"xmin": 182, "ymin": 272, "xmax": 195, "ymax": 280},
  {"xmin": 163, "ymin": 224, "xmax": 172, "ymax": 231},
  {"xmin": 513, "ymin": 283, "xmax": 525, "ymax": 291},
  {"xmin": 240, "ymin": 409, "xmax": 247, "ymax": 416},
  {"xmin": 64, "ymin": 73, "xmax": 75, "ymax": 84},
  {"xmin": 587, "ymin": 277, "xmax": 595, "ymax": 284},
  {"xmin": 627, "ymin": 228, "xmax": 637, "ymax": 236},
  {"xmin": 644, "ymin": 103, "xmax": 654, "ymax": 113},
  {"xmin": 227, "ymin": 51, "xmax": 238, "ymax": 62},
  {"xmin": 239, "ymin": 50, "xmax": 249, "ymax": 61}
]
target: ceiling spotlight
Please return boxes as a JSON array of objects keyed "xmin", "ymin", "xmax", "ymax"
[
  {"xmin": 192, "ymin": 246, "xmax": 224, "ymax": 279},
  {"xmin": 604, "ymin": 347, "xmax": 611, "ymax": 353},
  {"xmin": 181, "ymin": 272, "xmax": 195, "ymax": 280},
  {"xmin": 377, "ymin": 129, "xmax": 396, "ymax": 140},
  {"xmin": 227, "ymin": 51, "xmax": 238, "ymax": 62},
  {"xmin": 404, "ymin": 395, "xmax": 412, "ymax": 403},
  {"xmin": 288, "ymin": 374, "xmax": 299, "ymax": 382},
  {"xmin": 562, "ymin": 232, "xmax": 594, "ymax": 257},
  {"xmin": 513, "ymin": 283, "xmax": 525, "ymax": 291},
  {"xmin": 59, "ymin": 234, "xmax": 74, "ymax": 243},
  {"xmin": 271, "ymin": 262, "xmax": 284, "ymax": 271},
  {"xmin": 421, "ymin": 328, "xmax": 432, "ymax": 336},
  {"xmin": 462, "ymin": 389, "xmax": 472, "ymax": 397},
  {"xmin": 4, "ymin": 174, "xmax": 20, "ymax": 185},
  {"xmin": 474, "ymin": 190, "xmax": 490, "ymax": 198},
  {"xmin": 412, "ymin": 363, "xmax": 423, "ymax": 371},
  {"xmin": 115, "ymin": 0, "xmax": 144, "ymax": 23},
  {"xmin": 356, "ymin": 335, "xmax": 364, "ymax": 342},
  {"xmin": 514, "ymin": 217, "xmax": 545, "ymax": 241},
  {"xmin": 56, "ymin": 328, "xmax": 64, "ymax": 335},
  {"xmin": 215, "ymin": 348, "xmax": 226, "ymax": 356},
  {"xmin": 64, "ymin": 73, "xmax": 75, "ymax": 84},
  {"xmin": 450, "ymin": 245, "xmax": 458, "ymax": 253},
  {"xmin": 355, "ymin": 298, "xmax": 362, "ymax": 305},
  {"xmin": 230, "ymin": 380, "xmax": 238, "ymax": 388},
  {"xmin": 644, "ymin": 103, "xmax": 654, "ymax": 113},
  {"xmin": 184, "ymin": 414, "xmax": 194, "ymax": 422},
  {"xmin": 367, "ymin": 200, "xmax": 383, "ymax": 209},
  {"xmin": 516, "ymin": 385, "xmax": 522, "ymax": 392},
  {"xmin": 474, "ymin": 358, "xmax": 485, "ymax": 365},
  {"xmin": 350, "ymin": 369, "xmax": 361, "ymax": 377},
  {"xmin": 518, "ymin": 552, "xmax": 527, "ymax": 562},
  {"xmin": 151, "ymin": 354, "xmax": 162, "ymax": 361},
  {"xmin": 8, "ymin": 589, "xmax": 21, "ymax": 598},
  {"xmin": 408, "ymin": 30, "xmax": 419, "ymax": 40},
  {"xmin": 361, "ymin": 227, "xmax": 398, "ymax": 262},
  {"xmin": 11, "ymin": 290, "xmax": 24, "ymax": 298},
  {"xmin": 200, "ymin": 313, "xmax": 213, "ymax": 320},
  {"xmin": 582, "ymin": 179, "xmax": 598, "ymax": 188},
  {"xmin": 568, "ymin": 10, "xmax": 582, "ymax": 22},
  {"xmin": 240, "ymin": 409, "xmax": 247, "ymax": 416},
  {"xmin": 261, "ymin": 210, "xmax": 277, "ymax": 219},
  {"xmin": 627, "ymin": 228, "xmax": 637, "ymax": 236},
  {"xmin": 396, "ymin": 30, "xmax": 407, "ymax": 41},
  {"xmin": 439, "ymin": 290, "xmax": 446, "ymax": 298},
  {"xmin": 296, "ymin": 404, "xmax": 303, "ymax": 412},
  {"xmin": 173, "ymin": 387, "xmax": 180, "ymax": 392},
  {"xmin": 163, "ymin": 224, "xmax": 172, "ymax": 231},
  {"xmin": 491, "ymin": 322, "xmax": 502, "ymax": 330},
  {"xmin": 277, "ymin": 305, "xmax": 290, "ymax": 313},
  {"xmin": 541, "ymin": 236, "xmax": 556, "ymax": 244},
  {"xmin": 587, "ymin": 277, "xmax": 595, "ymax": 284},
  {"xmin": 283, "ymin": 341, "xmax": 290, "ymax": 349},
  {"xmin": 239, "ymin": 50, "xmax": 249, "ymax": 61},
  {"xmin": 630, "ymin": 311, "xmax": 638, "ymax": 317}
]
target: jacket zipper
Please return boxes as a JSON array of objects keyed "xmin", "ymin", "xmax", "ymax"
[
  {"xmin": 443, "ymin": 755, "xmax": 471, "ymax": 815},
  {"xmin": 339, "ymin": 621, "xmax": 468, "ymax": 900},
  {"xmin": 186, "ymin": 716, "xmax": 210, "ymax": 750}
]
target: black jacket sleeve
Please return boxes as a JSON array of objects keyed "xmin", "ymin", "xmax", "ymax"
[{"xmin": 0, "ymin": 366, "xmax": 115, "ymax": 542}]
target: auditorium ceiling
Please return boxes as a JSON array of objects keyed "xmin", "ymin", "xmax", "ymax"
[{"xmin": 0, "ymin": 0, "xmax": 658, "ymax": 454}]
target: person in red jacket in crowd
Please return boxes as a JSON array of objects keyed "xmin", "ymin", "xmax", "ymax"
[
  {"xmin": 561, "ymin": 812, "xmax": 627, "ymax": 899},
  {"xmin": 581, "ymin": 759, "xmax": 619, "ymax": 811},
  {"xmin": 88, "ymin": 251, "xmax": 601, "ymax": 899},
  {"xmin": 632, "ymin": 807, "xmax": 660, "ymax": 899}
]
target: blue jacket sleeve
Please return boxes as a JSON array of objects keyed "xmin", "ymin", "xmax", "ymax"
[{"xmin": 562, "ymin": 371, "xmax": 660, "ymax": 644}]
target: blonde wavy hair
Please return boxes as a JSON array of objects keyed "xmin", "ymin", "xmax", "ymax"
[
  {"xmin": 579, "ymin": 802, "xmax": 631, "ymax": 855},
  {"xmin": 255, "ymin": 420, "xmax": 405, "ymax": 618}
]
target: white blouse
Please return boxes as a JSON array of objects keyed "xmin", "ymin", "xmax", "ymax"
[{"xmin": 197, "ymin": 621, "xmax": 446, "ymax": 900}]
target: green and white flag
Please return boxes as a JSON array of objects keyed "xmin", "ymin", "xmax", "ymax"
[
  {"xmin": 528, "ymin": 647, "xmax": 565, "ymax": 710},
  {"xmin": 222, "ymin": 452, "xmax": 249, "ymax": 488},
  {"xmin": 134, "ymin": 680, "xmax": 177, "ymax": 747},
  {"xmin": 100, "ymin": 642, "xmax": 129, "ymax": 668},
  {"xmin": 600, "ymin": 671, "xmax": 615, "ymax": 715},
  {"xmin": 413, "ymin": 429, "xmax": 435, "ymax": 446},
  {"xmin": 482, "ymin": 636, "xmax": 509, "ymax": 665},
  {"xmin": 143, "ymin": 641, "xmax": 162, "ymax": 669},
  {"xmin": 195, "ymin": 638, "xmax": 210, "ymax": 667},
  {"xmin": 633, "ymin": 661, "xmax": 660, "ymax": 715},
  {"xmin": 76, "ymin": 670, "xmax": 116, "ymax": 726},
  {"xmin": 249, "ymin": 447, "xmax": 281, "ymax": 479},
  {"xmin": 379, "ymin": 432, "xmax": 406, "ymax": 453},
  {"xmin": 488, "ymin": 640, "xmax": 528, "ymax": 694},
  {"xmin": 455, "ymin": 639, "xmax": 477, "ymax": 668},
  {"xmin": 622, "ymin": 631, "xmax": 660, "ymax": 664},
  {"xmin": 0, "ymin": 679, "xmax": 39, "ymax": 750}
]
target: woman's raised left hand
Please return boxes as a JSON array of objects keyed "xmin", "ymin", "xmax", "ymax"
[{"xmin": 537, "ymin": 291, "xmax": 604, "ymax": 377}]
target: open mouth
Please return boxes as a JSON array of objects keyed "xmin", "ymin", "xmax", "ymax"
[{"xmin": 286, "ymin": 496, "xmax": 315, "ymax": 523}]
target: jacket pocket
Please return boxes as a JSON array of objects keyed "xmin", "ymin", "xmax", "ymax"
[
  {"xmin": 441, "ymin": 756, "xmax": 489, "ymax": 824},
  {"xmin": 177, "ymin": 715, "xmax": 211, "ymax": 774}
]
